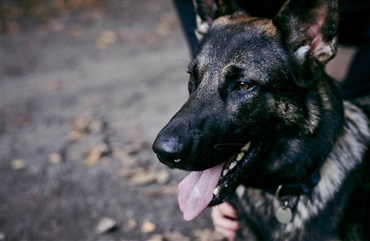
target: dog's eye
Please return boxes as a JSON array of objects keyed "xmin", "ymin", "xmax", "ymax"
[
  {"xmin": 238, "ymin": 81, "xmax": 250, "ymax": 90},
  {"xmin": 189, "ymin": 74, "xmax": 195, "ymax": 82},
  {"xmin": 188, "ymin": 73, "xmax": 197, "ymax": 94}
]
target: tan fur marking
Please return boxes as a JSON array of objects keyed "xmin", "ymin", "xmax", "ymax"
[{"xmin": 263, "ymin": 22, "xmax": 278, "ymax": 37}]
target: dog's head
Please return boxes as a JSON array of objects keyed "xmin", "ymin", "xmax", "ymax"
[{"xmin": 153, "ymin": 0, "xmax": 340, "ymax": 220}]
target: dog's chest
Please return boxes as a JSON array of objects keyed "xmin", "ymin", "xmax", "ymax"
[{"xmin": 233, "ymin": 185, "xmax": 313, "ymax": 240}]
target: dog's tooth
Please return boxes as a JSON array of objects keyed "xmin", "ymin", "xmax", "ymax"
[
  {"xmin": 229, "ymin": 161, "xmax": 237, "ymax": 170},
  {"xmin": 236, "ymin": 152, "xmax": 244, "ymax": 161},
  {"xmin": 241, "ymin": 142, "xmax": 251, "ymax": 152},
  {"xmin": 213, "ymin": 186, "xmax": 221, "ymax": 196},
  {"xmin": 222, "ymin": 169, "xmax": 228, "ymax": 176}
]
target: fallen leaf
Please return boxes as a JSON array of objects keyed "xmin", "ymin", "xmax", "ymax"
[
  {"xmin": 70, "ymin": 116, "xmax": 105, "ymax": 133},
  {"xmin": 156, "ymin": 13, "xmax": 177, "ymax": 37},
  {"xmin": 146, "ymin": 185, "xmax": 178, "ymax": 197},
  {"xmin": 68, "ymin": 130, "xmax": 85, "ymax": 141},
  {"xmin": 118, "ymin": 167, "xmax": 144, "ymax": 178},
  {"xmin": 123, "ymin": 141, "xmax": 149, "ymax": 155},
  {"xmin": 48, "ymin": 152, "xmax": 62, "ymax": 164},
  {"xmin": 164, "ymin": 230, "xmax": 190, "ymax": 241},
  {"xmin": 96, "ymin": 30, "xmax": 117, "ymax": 49},
  {"xmin": 156, "ymin": 170, "xmax": 170, "ymax": 184},
  {"xmin": 147, "ymin": 234, "xmax": 165, "ymax": 241},
  {"xmin": 11, "ymin": 159, "xmax": 26, "ymax": 170},
  {"xmin": 114, "ymin": 148, "xmax": 138, "ymax": 167},
  {"xmin": 84, "ymin": 143, "xmax": 110, "ymax": 166},
  {"xmin": 129, "ymin": 169, "xmax": 157, "ymax": 185},
  {"xmin": 125, "ymin": 218, "xmax": 137, "ymax": 230},
  {"xmin": 89, "ymin": 119, "xmax": 103, "ymax": 132},
  {"xmin": 72, "ymin": 117, "xmax": 90, "ymax": 131},
  {"xmin": 193, "ymin": 228, "xmax": 224, "ymax": 241},
  {"xmin": 96, "ymin": 217, "xmax": 117, "ymax": 234},
  {"xmin": 141, "ymin": 219, "xmax": 156, "ymax": 233},
  {"xmin": 120, "ymin": 167, "xmax": 171, "ymax": 186}
]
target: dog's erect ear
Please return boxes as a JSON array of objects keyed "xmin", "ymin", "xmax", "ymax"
[
  {"xmin": 273, "ymin": 0, "xmax": 339, "ymax": 86},
  {"xmin": 193, "ymin": 0, "xmax": 239, "ymax": 40}
]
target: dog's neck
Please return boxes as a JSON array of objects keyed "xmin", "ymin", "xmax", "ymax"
[
  {"xmin": 234, "ymin": 101, "xmax": 369, "ymax": 233},
  {"xmin": 238, "ymin": 102, "xmax": 370, "ymax": 212}
]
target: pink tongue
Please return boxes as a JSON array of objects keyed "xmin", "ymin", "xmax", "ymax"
[{"xmin": 178, "ymin": 164, "xmax": 223, "ymax": 221}]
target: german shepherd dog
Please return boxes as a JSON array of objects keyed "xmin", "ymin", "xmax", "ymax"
[{"xmin": 152, "ymin": 0, "xmax": 370, "ymax": 239}]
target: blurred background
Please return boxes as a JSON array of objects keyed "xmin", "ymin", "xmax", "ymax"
[{"xmin": 0, "ymin": 1, "xmax": 355, "ymax": 240}]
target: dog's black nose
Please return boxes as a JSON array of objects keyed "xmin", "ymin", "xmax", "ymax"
[{"xmin": 152, "ymin": 136, "xmax": 185, "ymax": 167}]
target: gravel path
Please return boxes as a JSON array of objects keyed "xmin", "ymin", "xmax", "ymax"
[{"xmin": 1, "ymin": 2, "xmax": 221, "ymax": 240}]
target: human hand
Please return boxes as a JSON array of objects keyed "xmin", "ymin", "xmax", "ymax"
[{"xmin": 211, "ymin": 202, "xmax": 239, "ymax": 241}]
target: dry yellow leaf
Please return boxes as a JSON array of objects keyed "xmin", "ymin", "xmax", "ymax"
[
  {"xmin": 11, "ymin": 159, "xmax": 26, "ymax": 170},
  {"xmin": 96, "ymin": 217, "xmax": 117, "ymax": 234},
  {"xmin": 68, "ymin": 130, "xmax": 84, "ymax": 141},
  {"xmin": 163, "ymin": 230, "xmax": 190, "ymax": 241},
  {"xmin": 118, "ymin": 167, "xmax": 144, "ymax": 178},
  {"xmin": 84, "ymin": 143, "xmax": 110, "ymax": 166},
  {"xmin": 147, "ymin": 234, "xmax": 165, "ymax": 241},
  {"xmin": 114, "ymin": 148, "xmax": 137, "ymax": 167},
  {"xmin": 126, "ymin": 218, "xmax": 137, "ymax": 230},
  {"xmin": 130, "ymin": 170, "xmax": 157, "ymax": 185},
  {"xmin": 146, "ymin": 185, "xmax": 178, "ymax": 197},
  {"xmin": 48, "ymin": 152, "xmax": 62, "ymax": 164},
  {"xmin": 72, "ymin": 117, "xmax": 90, "ymax": 131},
  {"xmin": 96, "ymin": 30, "xmax": 117, "ymax": 49},
  {"xmin": 141, "ymin": 219, "xmax": 156, "ymax": 233},
  {"xmin": 156, "ymin": 170, "xmax": 170, "ymax": 184},
  {"xmin": 194, "ymin": 228, "xmax": 224, "ymax": 241}
]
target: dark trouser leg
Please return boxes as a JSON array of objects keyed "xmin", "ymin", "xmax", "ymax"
[
  {"xmin": 173, "ymin": 0, "xmax": 198, "ymax": 58},
  {"xmin": 341, "ymin": 46, "xmax": 370, "ymax": 99}
]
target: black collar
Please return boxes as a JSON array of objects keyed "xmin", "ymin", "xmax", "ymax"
[
  {"xmin": 274, "ymin": 171, "xmax": 321, "ymax": 199},
  {"xmin": 241, "ymin": 170, "xmax": 321, "ymax": 199}
]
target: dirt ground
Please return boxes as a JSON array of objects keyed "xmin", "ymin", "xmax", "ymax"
[{"xmin": 0, "ymin": 1, "xmax": 355, "ymax": 241}]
